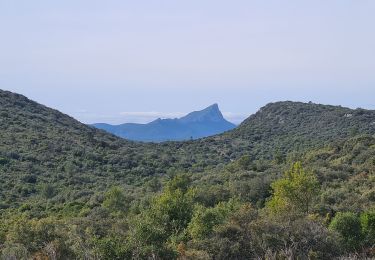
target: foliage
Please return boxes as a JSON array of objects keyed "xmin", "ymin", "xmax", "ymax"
[
  {"xmin": 360, "ymin": 209, "xmax": 375, "ymax": 246},
  {"xmin": 102, "ymin": 186, "xmax": 129, "ymax": 215},
  {"xmin": 1, "ymin": 90, "xmax": 375, "ymax": 258},
  {"xmin": 329, "ymin": 212, "xmax": 363, "ymax": 251},
  {"xmin": 266, "ymin": 162, "xmax": 319, "ymax": 216},
  {"xmin": 188, "ymin": 200, "xmax": 239, "ymax": 240}
]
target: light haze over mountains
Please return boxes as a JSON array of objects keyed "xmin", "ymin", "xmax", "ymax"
[
  {"xmin": 93, "ymin": 104, "xmax": 236, "ymax": 142},
  {"xmin": 1, "ymin": 1, "xmax": 375, "ymax": 124}
]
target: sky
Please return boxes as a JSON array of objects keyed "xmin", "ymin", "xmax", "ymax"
[{"xmin": 1, "ymin": 1, "xmax": 375, "ymax": 124}]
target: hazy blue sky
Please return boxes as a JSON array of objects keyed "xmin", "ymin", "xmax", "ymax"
[{"xmin": 1, "ymin": 1, "xmax": 374, "ymax": 124}]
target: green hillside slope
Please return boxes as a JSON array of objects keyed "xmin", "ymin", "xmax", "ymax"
[
  {"xmin": 193, "ymin": 101, "xmax": 375, "ymax": 160},
  {"xmin": 0, "ymin": 90, "xmax": 165, "ymax": 207},
  {"xmin": 1, "ymin": 90, "xmax": 375, "ymax": 207},
  {"xmin": 0, "ymin": 90, "xmax": 374, "ymax": 259}
]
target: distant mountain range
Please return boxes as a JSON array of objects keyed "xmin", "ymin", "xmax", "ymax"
[
  {"xmin": 2, "ymin": 88, "xmax": 375, "ymax": 208},
  {"xmin": 92, "ymin": 104, "xmax": 236, "ymax": 142},
  {"xmin": 2, "ymin": 86, "xmax": 375, "ymax": 258}
]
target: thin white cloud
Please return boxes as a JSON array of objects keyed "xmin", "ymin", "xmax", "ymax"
[
  {"xmin": 115, "ymin": 111, "xmax": 185, "ymax": 124},
  {"xmin": 73, "ymin": 110, "xmax": 248, "ymax": 125},
  {"xmin": 118, "ymin": 111, "xmax": 248, "ymax": 124},
  {"xmin": 119, "ymin": 111, "xmax": 185, "ymax": 118},
  {"xmin": 222, "ymin": 112, "xmax": 248, "ymax": 124}
]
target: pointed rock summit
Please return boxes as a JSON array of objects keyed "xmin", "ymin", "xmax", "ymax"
[
  {"xmin": 93, "ymin": 104, "xmax": 236, "ymax": 142},
  {"xmin": 180, "ymin": 104, "xmax": 224, "ymax": 123}
]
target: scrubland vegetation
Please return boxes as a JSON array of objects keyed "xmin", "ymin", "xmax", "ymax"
[{"xmin": 0, "ymin": 90, "xmax": 374, "ymax": 259}]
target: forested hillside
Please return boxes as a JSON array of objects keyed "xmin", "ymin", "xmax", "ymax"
[
  {"xmin": 0, "ymin": 90, "xmax": 374, "ymax": 259},
  {"xmin": 194, "ymin": 101, "xmax": 375, "ymax": 159}
]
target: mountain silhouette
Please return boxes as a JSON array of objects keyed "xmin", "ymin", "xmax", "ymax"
[{"xmin": 92, "ymin": 104, "xmax": 236, "ymax": 142}]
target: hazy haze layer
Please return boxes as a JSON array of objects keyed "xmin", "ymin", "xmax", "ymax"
[{"xmin": 1, "ymin": 1, "xmax": 374, "ymax": 124}]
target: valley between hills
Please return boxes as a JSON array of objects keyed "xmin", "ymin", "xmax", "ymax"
[{"xmin": 0, "ymin": 89, "xmax": 374, "ymax": 259}]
